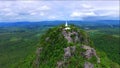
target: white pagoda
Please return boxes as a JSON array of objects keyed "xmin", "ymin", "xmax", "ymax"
[{"xmin": 65, "ymin": 21, "xmax": 70, "ymax": 30}]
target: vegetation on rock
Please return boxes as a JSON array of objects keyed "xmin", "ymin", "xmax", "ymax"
[
  {"xmin": 30, "ymin": 25, "xmax": 119, "ymax": 68},
  {"xmin": 0, "ymin": 22, "xmax": 119, "ymax": 68}
]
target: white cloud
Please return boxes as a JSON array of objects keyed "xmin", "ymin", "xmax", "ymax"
[
  {"xmin": 30, "ymin": 12, "xmax": 37, "ymax": 15},
  {"xmin": 48, "ymin": 16, "xmax": 56, "ymax": 19},
  {"xmin": 82, "ymin": 4, "xmax": 92, "ymax": 9},
  {"xmin": 30, "ymin": 12, "xmax": 44, "ymax": 16},
  {"xmin": 85, "ymin": 12, "xmax": 96, "ymax": 16},
  {"xmin": 0, "ymin": 1, "xmax": 119, "ymax": 22},
  {"xmin": 70, "ymin": 11, "xmax": 96, "ymax": 18},
  {"xmin": 40, "ymin": 12, "xmax": 44, "ymax": 16},
  {"xmin": 40, "ymin": 5, "xmax": 51, "ymax": 10},
  {"xmin": 1, "ymin": 8, "xmax": 11, "ymax": 12},
  {"xmin": 70, "ymin": 11, "xmax": 82, "ymax": 17},
  {"xmin": 98, "ymin": 11, "xmax": 119, "ymax": 17}
]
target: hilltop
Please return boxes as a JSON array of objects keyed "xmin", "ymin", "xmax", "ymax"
[
  {"xmin": 11, "ymin": 24, "xmax": 119, "ymax": 68},
  {"xmin": 30, "ymin": 25, "xmax": 119, "ymax": 68}
]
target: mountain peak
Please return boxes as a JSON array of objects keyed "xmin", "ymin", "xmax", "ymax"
[
  {"xmin": 30, "ymin": 25, "xmax": 119, "ymax": 68},
  {"xmin": 32, "ymin": 25, "xmax": 100, "ymax": 68}
]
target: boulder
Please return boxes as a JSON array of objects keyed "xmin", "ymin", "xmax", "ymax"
[
  {"xmin": 84, "ymin": 49, "xmax": 95, "ymax": 59},
  {"xmin": 45, "ymin": 37, "xmax": 49, "ymax": 41},
  {"xmin": 64, "ymin": 47, "xmax": 71, "ymax": 59},
  {"xmin": 36, "ymin": 47, "xmax": 42, "ymax": 55},
  {"xmin": 33, "ymin": 47, "xmax": 42, "ymax": 68},
  {"xmin": 84, "ymin": 62, "xmax": 94, "ymax": 68},
  {"xmin": 56, "ymin": 61, "xmax": 64, "ymax": 68},
  {"xmin": 70, "ymin": 46, "xmax": 76, "ymax": 55},
  {"xmin": 81, "ymin": 45, "xmax": 100, "ymax": 63}
]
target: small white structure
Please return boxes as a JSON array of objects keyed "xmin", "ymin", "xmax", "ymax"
[
  {"xmin": 65, "ymin": 21, "xmax": 70, "ymax": 30},
  {"xmin": 65, "ymin": 21, "xmax": 68, "ymax": 27}
]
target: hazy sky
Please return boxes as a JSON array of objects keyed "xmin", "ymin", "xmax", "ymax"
[{"xmin": 0, "ymin": 0, "xmax": 119, "ymax": 22}]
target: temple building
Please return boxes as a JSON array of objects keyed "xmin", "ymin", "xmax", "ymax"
[{"xmin": 65, "ymin": 21, "xmax": 70, "ymax": 30}]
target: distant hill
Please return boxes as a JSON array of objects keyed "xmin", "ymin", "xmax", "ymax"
[{"xmin": 0, "ymin": 20, "xmax": 119, "ymax": 27}]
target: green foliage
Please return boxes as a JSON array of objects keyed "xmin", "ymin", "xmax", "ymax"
[
  {"xmin": 0, "ymin": 24, "xmax": 119, "ymax": 68},
  {"xmin": 90, "ymin": 33, "xmax": 120, "ymax": 64},
  {"xmin": 33, "ymin": 25, "xmax": 119, "ymax": 68},
  {"xmin": 29, "ymin": 25, "xmax": 92, "ymax": 67},
  {"xmin": 0, "ymin": 26, "xmax": 48, "ymax": 68},
  {"xmin": 37, "ymin": 26, "xmax": 68, "ymax": 67}
]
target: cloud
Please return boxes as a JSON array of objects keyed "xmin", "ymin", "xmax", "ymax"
[
  {"xmin": 98, "ymin": 11, "xmax": 119, "ymax": 17},
  {"xmin": 6, "ymin": 12, "xmax": 18, "ymax": 16},
  {"xmin": 30, "ymin": 12, "xmax": 45, "ymax": 16},
  {"xmin": 48, "ymin": 16, "xmax": 56, "ymax": 19},
  {"xmin": 40, "ymin": 12, "xmax": 45, "ymax": 16},
  {"xmin": 81, "ymin": 4, "xmax": 92, "ymax": 9},
  {"xmin": 70, "ymin": 11, "xmax": 96, "ymax": 18},
  {"xmin": 70, "ymin": 11, "xmax": 82, "ymax": 17},
  {"xmin": 0, "ymin": 1, "xmax": 119, "ymax": 22},
  {"xmin": 30, "ymin": 12, "xmax": 37, "ymax": 15},
  {"xmin": 40, "ymin": 5, "xmax": 51, "ymax": 10},
  {"xmin": 1, "ymin": 8, "xmax": 11, "ymax": 12}
]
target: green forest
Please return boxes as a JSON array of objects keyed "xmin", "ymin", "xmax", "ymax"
[{"xmin": 0, "ymin": 23, "xmax": 119, "ymax": 68}]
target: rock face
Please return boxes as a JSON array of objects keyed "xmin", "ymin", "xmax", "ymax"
[
  {"xmin": 62, "ymin": 30, "xmax": 73, "ymax": 43},
  {"xmin": 84, "ymin": 62, "xmax": 94, "ymax": 68},
  {"xmin": 56, "ymin": 46, "xmax": 76, "ymax": 68},
  {"xmin": 56, "ymin": 27, "xmax": 100, "ymax": 68},
  {"xmin": 81, "ymin": 45, "xmax": 95, "ymax": 59},
  {"xmin": 57, "ymin": 45, "xmax": 100, "ymax": 68},
  {"xmin": 64, "ymin": 46, "xmax": 76, "ymax": 60},
  {"xmin": 62, "ymin": 29, "xmax": 79, "ymax": 43},
  {"xmin": 64, "ymin": 47, "xmax": 71, "ymax": 60},
  {"xmin": 33, "ymin": 25, "xmax": 101, "ymax": 68},
  {"xmin": 33, "ymin": 47, "xmax": 42, "ymax": 68},
  {"xmin": 56, "ymin": 61, "xmax": 64, "ymax": 68},
  {"xmin": 45, "ymin": 37, "xmax": 49, "ymax": 41},
  {"xmin": 81, "ymin": 45, "xmax": 100, "ymax": 63},
  {"xmin": 70, "ymin": 46, "xmax": 76, "ymax": 55}
]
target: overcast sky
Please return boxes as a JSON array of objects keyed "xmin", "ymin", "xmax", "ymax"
[{"xmin": 0, "ymin": 0, "xmax": 119, "ymax": 22}]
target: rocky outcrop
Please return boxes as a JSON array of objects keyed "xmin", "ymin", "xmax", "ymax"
[
  {"xmin": 45, "ymin": 37, "xmax": 49, "ymax": 41},
  {"xmin": 34, "ymin": 25, "xmax": 101, "ymax": 68},
  {"xmin": 62, "ymin": 29, "xmax": 79, "ymax": 43},
  {"xmin": 64, "ymin": 46, "xmax": 76, "ymax": 60},
  {"xmin": 56, "ymin": 61, "xmax": 64, "ymax": 68},
  {"xmin": 56, "ymin": 45, "xmax": 100, "ymax": 68},
  {"xmin": 33, "ymin": 47, "xmax": 42, "ymax": 68},
  {"xmin": 62, "ymin": 30, "xmax": 73, "ymax": 43},
  {"xmin": 81, "ymin": 45, "xmax": 100, "ymax": 63},
  {"xmin": 84, "ymin": 62, "xmax": 94, "ymax": 68},
  {"xmin": 56, "ymin": 46, "xmax": 76, "ymax": 68},
  {"xmin": 64, "ymin": 47, "xmax": 71, "ymax": 60},
  {"xmin": 70, "ymin": 46, "xmax": 76, "ymax": 55}
]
